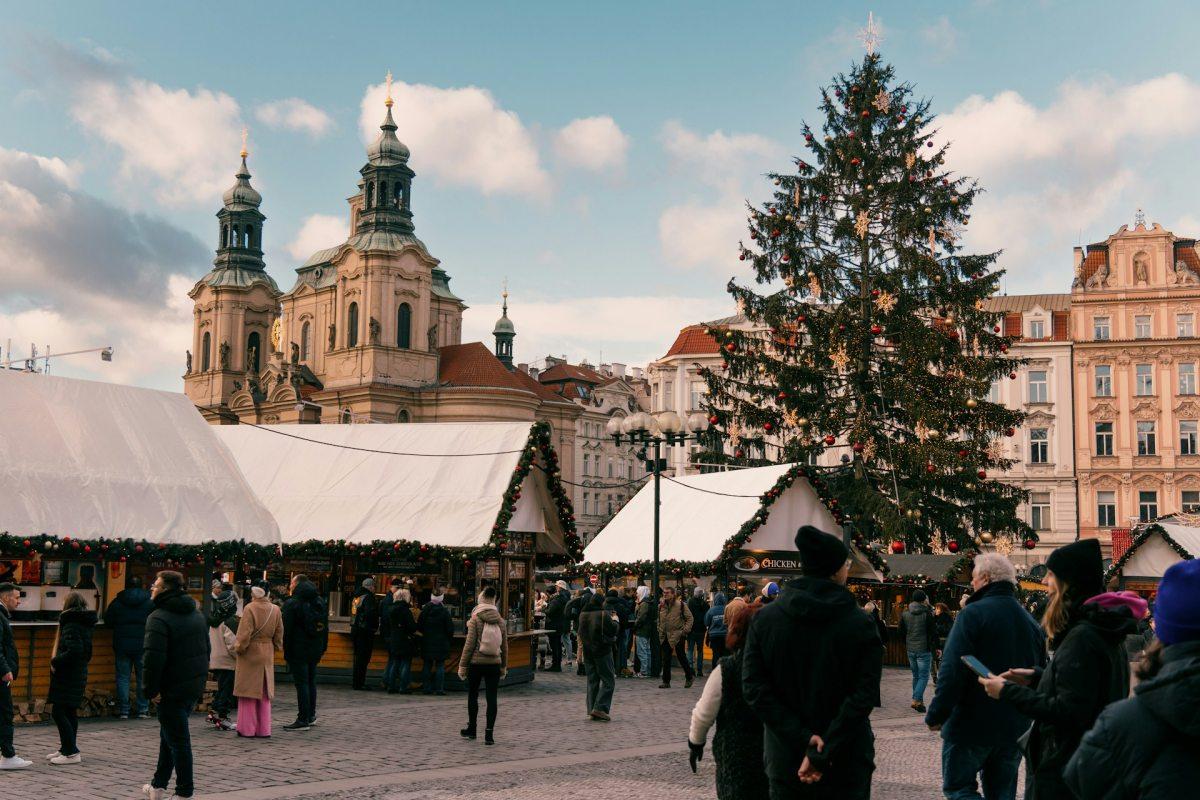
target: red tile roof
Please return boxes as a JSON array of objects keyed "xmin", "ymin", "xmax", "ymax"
[
  {"xmin": 663, "ymin": 325, "xmax": 721, "ymax": 358},
  {"xmin": 1175, "ymin": 241, "xmax": 1200, "ymax": 273},
  {"xmin": 539, "ymin": 363, "xmax": 606, "ymax": 385},
  {"xmin": 1078, "ymin": 245, "xmax": 1108, "ymax": 284},
  {"xmin": 512, "ymin": 367, "xmax": 577, "ymax": 406},
  {"xmin": 438, "ymin": 342, "xmax": 528, "ymax": 391}
]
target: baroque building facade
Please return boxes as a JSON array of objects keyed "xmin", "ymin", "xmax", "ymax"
[{"xmin": 1071, "ymin": 219, "xmax": 1200, "ymax": 555}]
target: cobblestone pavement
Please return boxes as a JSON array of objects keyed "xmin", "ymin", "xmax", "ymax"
[{"xmin": 4, "ymin": 665, "xmax": 993, "ymax": 798}]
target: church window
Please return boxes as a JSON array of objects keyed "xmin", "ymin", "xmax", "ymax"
[
  {"xmin": 347, "ymin": 302, "xmax": 359, "ymax": 347},
  {"xmin": 366, "ymin": 183, "xmax": 374, "ymax": 209},
  {"xmin": 397, "ymin": 303, "xmax": 412, "ymax": 349},
  {"xmin": 397, "ymin": 410, "xmax": 411, "ymax": 423},
  {"xmin": 300, "ymin": 322, "xmax": 310, "ymax": 361},
  {"xmin": 395, "ymin": 182, "xmax": 404, "ymax": 208},
  {"xmin": 220, "ymin": 225, "xmax": 227, "ymax": 249},
  {"xmin": 246, "ymin": 331, "xmax": 261, "ymax": 372},
  {"xmin": 201, "ymin": 332, "xmax": 211, "ymax": 371},
  {"xmin": 340, "ymin": 408, "xmax": 352, "ymax": 424},
  {"xmin": 380, "ymin": 182, "xmax": 388, "ymax": 210}
]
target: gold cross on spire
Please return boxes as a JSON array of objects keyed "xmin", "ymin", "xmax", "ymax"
[
  {"xmin": 385, "ymin": 70, "xmax": 394, "ymax": 108},
  {"xmin": 857, "ymin": 12, "xmax": 883, "ymax": 55},
  {"xmin": 240, "ymin": 127, "xmax": 249, "ymax": 159}
]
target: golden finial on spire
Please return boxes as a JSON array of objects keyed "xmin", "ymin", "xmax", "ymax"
[
  {"xmin": 385, "ymin": 70, "xmax": 394, "ymax": 108},
  {"xmin": 240, "ymin": 126, "xmax": 249, "ymax": 159},
  {"xmin": 501, "ymin": 277, "xmax": 509, "ymax": 312}
]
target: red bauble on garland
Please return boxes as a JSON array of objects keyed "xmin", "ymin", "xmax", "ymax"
[
  {"xmin": 1024, "ymin": 539, "xmax": 1037, "ymax": 550},
  {"xmin": 947, "ymin": 540, "xmax": 960, "ymax": 554},
  {"xmin": 890, "ymin": 541, "xmax": 905, "ymax": 554}
]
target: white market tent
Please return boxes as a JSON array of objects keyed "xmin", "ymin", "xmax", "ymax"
[
  {"xmin": 213, "ymin": 421, "xmax": 567, "ymax": 552},
  {"xmin": 1114, "ymin": 516, "xmax": 1200, "ymax": 581},
  {"xmin": 0, "ymin": 371, "xmax": 280, "ymax": 545},
  {"xmin": 584, "ymin": 463, "xmax": 882, "ymax": 580}
]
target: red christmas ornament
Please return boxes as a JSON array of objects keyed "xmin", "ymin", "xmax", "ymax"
[
  {"xmin": 135, "ymin": 544, "xmax": 144, "ymax": 553},
  {"xmin": 764, "ymin": 422, "xmax": 774, "ymax": 433},
  {"xmin": 770, "ymin": 229, "xmax": 781, "ymax": 238},
  {"xmin": 796, "ymin": 314, "xmax": 807, "ymax": 324},
  {"xmin": 823, "ymin": 435, "xmax": 836, "ymax": 445},
  {"xmin": 63, "ymin": 536, "xmax": 72, "ymax": 543},
  {"xmin": 861, "ymin": 110, "xmax": 870, "ymax": 118},
  {"xmin": 1024, "ymin": 539, "xmax": 1037, "ymax": 550},
  {"xmin": 1009, "ymin": 372, "xmax": 1017, "ymax": 379},
  {"xmin": 891, "ymin": 541, "xmax": 905, "ymax": 554},
  {"xmin": 993, "ymin": 325, "xmax": 1001, "ymax": 333},
  {"xmin": 22, "ymin": 539, "xmax": 30, "ymax": 547},
  {"xmin": 735, "ymin": 449, "xmax": 745, "ymax": 458},
  {"xmin": 819, "ymin": 194, "xmax": 828, "ymax": 202},
  {"xmin": 852, "ymin": 442, "xmax": 864, "ymax": 453},
  {"xmin": 958, "ymin": 449, "xmax": 969, "ymax": 458},
  {"xmin": 708, "ymin": 415, "xmax": 719, "ymax": 426},
  {"xmin": 977, "ymin": 470, "xmax": 987, "ymax": 479},
  {"xmin": 1005, "ymin": 427, "xmax": 1016, "ymax": 437},
  {"xmin": 739, "ymin": 253, "xmax": 746, "ymax": 261},
  {"xmin": 725, "ymin": 342, "xmax": 736, "ymax": 353},
  {"xmin": 1000, "ymin": 344, "xmax": 1008, "ymax": 353},
  {"xmin": 947, "ymin": 540, "xmax": 960, "ymax": 554},
  {"xmin": 781, "ymin": 254, "xmax": 790, "ymax": 263},
  {"xmin": 926, "ymin": 463, "xmax": 936, "ymax": 474},
  {"xmin": 871, "ymin": 324, "xmax": 882, "ymax": 335},
  {"xmin": 851, "ymin": 157, "xmax": 861, "ymax": 166},
  {"xmin": 871, "ymin": 288, "xmax": 880, "ymax": 297},
  {"xmin": 83, "ymin": 545, "xmax": 91, "ymax": 553}
]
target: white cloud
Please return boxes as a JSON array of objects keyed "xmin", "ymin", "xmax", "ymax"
[
  {"xmin": 72, "ymin": 76, "xmax": 243, "ymax": 206},
  {"xmin": 660, "ymin": 121, "xmax": 782, "ymax": 187},
  {"xmin": 554, "ymin": 116, "xmax": 629, "ymax": 172},
  {"xmin": 920, "ymin": 16, "xmax": 959, "ymax": 60},
  {"xmin": 658, "ymin": 196, "xmax": 747, "ymax": 272},
  {"xmin": 359, "ymin": 79, "xmax": 550, "ymax": 197},
  {"xmin": 460, "ymin": 294, "xmax": 734, "ymax": 367},
  {"xmin": 287, "ymin": 213, "xmax": 346, "ymax": 260},
  {"xmin": 256, "ymin": 98, "xmax": 334, "ymax": 137}
]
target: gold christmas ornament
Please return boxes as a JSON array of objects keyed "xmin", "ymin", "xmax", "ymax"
[
  {"xmin": 874, "ymin": 290, "xmax": 897, "ymax": 312},
  {"xmin": 974, "ymin": 298, "xmax": 986, "ymax": 311},
  {"xmin": 980, "ymin": 532, "xmax": 995, "ymax": 544},
  {"xmin": 905, "ymin": 152, "xmax": 917, "ymax": 170},
  {"xmin": 727, "ymin": 421, "xmax": 743, "ymax": 447},
  {"xmin": 855, "ymin": 210, "xmax": 870, "ymax": 238},
  {"xmin": 793, "ymin": 185, "xmax": 801, "ymax": 206},
  {"xmin": 808, "ymin": 274, "xmax": 823, "ymax": 298},
  {"xmin": 915, "ymin": 421, "xmax": 932, "ymax": 441},
  {"xmin": 830, "ymin": 343, "xmax": 850, "ymax": 371},
  {"xmin": 872, "ymin": 88, "xmax": 891, "ymax": 113},
  {"xmin": 861, "ymin": 438, "xmax": 877, "ymax": 461},
  {"xmin": 798, "ymin": 417, "xmax": 810, "ymax": 427},
  {"xmin": 966, "ymin": 398, "xmax": 978, "ymax": 408},
  {"xmin": 928, "ymin": 228, "xmax": 937, "ymax": 256}
]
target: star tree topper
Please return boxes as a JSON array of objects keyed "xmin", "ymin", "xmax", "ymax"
[{"xmin": 857, "ymin": 12, "xmax": 883, "ymax": 55}]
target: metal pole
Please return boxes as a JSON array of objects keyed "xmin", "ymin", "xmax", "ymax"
[{"xmin": 652, "ymin": 437, "xmax": 661, "ymax": 600}]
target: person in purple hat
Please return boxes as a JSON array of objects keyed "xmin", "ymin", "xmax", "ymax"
[{"xmin": 1064, "ymin": 559, "xmax": 1200, "ymax": 798}]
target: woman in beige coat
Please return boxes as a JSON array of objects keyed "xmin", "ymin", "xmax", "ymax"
[{"xmin": 234, "ymin": 583, "xmax": 283, "ymax": 738}]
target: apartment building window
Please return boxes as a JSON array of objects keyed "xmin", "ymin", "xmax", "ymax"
[
  {"xmin": 651, "ymin": 382, "xmax": 659, "ymax": 410},
  {"xmin": 1028, "ymin": 371, "xmax": 1048, "ymax": 403},
  {"xmin": 607, "ymin": 495, "xmax": 614, "ymax": 516},
  {"xmin": 1094, "ymin": 316, "xmax": 1111, "ymax": 340},
  {"xmin": 1137, "ymin": 421, "xmax": 1157, "ymax": 456},
  {"xmin": 627, "ymin": 461, "xmax": 634, "ymax": 479},
  {"xmin": 986, "ymin": 379, "xmax": 1001, "ymax": 404},
  {"xmin": 1095, "ymin": 422, "xmax": 1114, "ymax": 456},
  {"xmin": 664, "ymin": 381, "xmax": 674, "ymax": 411},
  {"xmin": 1184, "ymin": 490, "xmax": 1200, "ymax": 513},
  {"xmin": 689, "ymin": 381, "xmax": 705, "ymax": 411},
  {"xmin": 1135, "ymin": 364, "xmax": 1154, "ymax": 395},
  {"xmin": 1135, "ymin": 315, "xmax": 1151, "ymax": 339},
  {"xmin": 1139, "ymin": 490, "xmax": 1159, "ymax": 522},
  {"xmin": 583, "ymin": 493, "xmax": 590, "ymax": 516},
  {"xmin": 1030, "ymin": 428, "xmax": 1049, "ymax": 463},
  {"xmin": 583, "ymin": 454, "xmax": 591, "ymax": 476},
  {"xmin": 1097, "ymin": 491, "xmax": 1117, "ymax": 527},
  {"xmin": 1182, "ymin": 420, "xmax": 1198, "ymax": 456},
  {"xmin": 1181, "ymin": 363, "xmax": 1197, "ymax": 395},
  {"xmin": 607, "ymin": 458, "xmax": 613, "ymax": 478},
  {"xmin": 1095, "ymin": 364, "xmax": 1112, "ymax": 397},
  {"xmin": 1030, "ymin": 492, "xmax": 1051, "ymax": 531},
  {"xmin": 1179, "ymin": 313, "xmax": 1195, "ymax": 338},
  {"xmin": 1029, "ymin": 319, "xmax": 1045, "ymax": 339}
]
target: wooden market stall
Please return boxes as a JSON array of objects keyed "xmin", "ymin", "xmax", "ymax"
[
  {"xmin": 214, "ymin": 420, "xmax": 581, "ymax": 690},
  {"xmin": 1107, "ymin": 516, "xmax": 1200, "ymax": 599},
  {"xmin": 0, "ymin": 371, "xmax": 282, "ymax": 716}
]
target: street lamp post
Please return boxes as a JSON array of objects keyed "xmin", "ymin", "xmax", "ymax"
[{"xmin": 607, "ymin": 410, "xmax": 711, "ymax": 599}]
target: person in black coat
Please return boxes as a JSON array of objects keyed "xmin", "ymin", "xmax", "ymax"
[
  {"xmin": 544, "ymin": 583, "xmax": 568, "ymax": 671},
  {"xmin": 376, "ymin": 577, "xmax": 403, "ymax": 690},
  {"xmin": 105, "ymin": 576, "xmax": 154, "ymax": 718},
  {"xmin": 281, "ymin": 576, "xmax": 329, "ymax": 729},
  {"xmin": 47, "ymin": 593, "xmax": 96, "ymax": 765},
  {"xmin": 605, "ymin": 589, "xmax": 631, "ymax": 674},
  {"xmin": 1064, "ymin": 559, "xmax": 1200, "ymax": 800},
  {"xmin": 686, "ymin": 587, "xmax": 710, "ymax": 677},
  {"xmin": 142, "ymin": 570, "xmax": 210, "ymax": 800},
  {"xmin": 979, "ymin": 539, "xmax": 1146, "ymax": 800},
  {"xmin": 418, "ymin": 590, "xmax": 455, "ymax": 695},
  {"xmin": 926, "ymin": 554, "xmax": 1045, "ymax": 800},
  {"xmin": 385, "ymin": 588, "xmax": 417, "ymax": 694},
  {"xmin": 742, "ymin": 526, "xmax": 883, "ymax": 799},
  {"xmin": 0, "ymin": 583, "xmax": 28, "ymax": 770},
  {"xmin": 565, "ymin": 588, "xmax": 592, "ymax": 675},
  {"xmin": 349, "ymin": 578, "xmax": 380, "ymax": 690}
]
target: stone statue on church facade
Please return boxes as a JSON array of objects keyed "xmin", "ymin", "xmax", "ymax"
[
  {"xmin": 369, "ymin": 317, "xmax": 381, "ymax": 345},
  {"xmin": 185, "ymin": 350, "xmax": 192, "ymax": 374},
  {"xmin": 219, "ymin": 340, "xmax": 231, "ymax": 370}
]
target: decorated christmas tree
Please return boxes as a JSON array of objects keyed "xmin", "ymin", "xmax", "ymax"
[{"xmin": 701, "ymin": 40, "xmax": 1031, "ymax": 553}]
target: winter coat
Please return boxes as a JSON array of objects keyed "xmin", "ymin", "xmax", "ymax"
[
  {"xmin": 926, "ymin": 580, "xmax": 1046, "ymax": 747},
  {"xmin": 742, "ymin": 576, "xmax": 882, "ymax": 796},
  {"xmin": 579, "ymin": 605, "xmax": 619, "ymax": 657},
  {"xmin": 233, "ymin": 596, "xmax": 283, "ymax": 699},
  {"xmin": 705, "ymin": 593, "xmax": 729, "ymax": 639},
  {"xmin": 458, "ymin": 603, "xmax": 508, "ymax": 676},
  {"xmin": 208, "ymin": 619, "xmax": 237, "ymax": 671},
  {"xmin": 687, "ymin": 595, "xmax": 710, "ymax": 643},
  {"xmin": 999, "ymin": 598, "xmax": 1140, "ymax": 799},
  {"xmin": 899, "ymin": 602, "xmax": 935, "ymax": 653},
  {"xmin": 544, "ymin": 591, "xmax": 568, "ymax": 634},
  {"xmin": 105, "ymin": 586, "xmax": 154, "ymax": 655},
  {"xmin": 143, "ymin": 588, "xmax": 209, "ymax": 703},
  {"xmin": 605, "ymin": 594, "xmax": 631, "ymax": 631},
  {"xmin": 281, "ymin": 581, "xmax": 328, "ymax": 664},
  {"xmin": 386, "ymin": 600, "xmax": 417, "ymax": 658},
  {"xmin": 1064, "ymin": 639, "xmax": 1200, "ymax": 799},
  {"xmin": 688, "ymin": 649, "xmax": 769, "ymax": 800},
  {"xmin": 351, "ymin": 589, "xmax": 380, "ymax": 633},
  {"xmin": 377, "ymin": 591, "xmax": 395, "ymax": 640},
  {"xmin": 657, "ymin": 598, "xmax": 693, "ymax": 647},
  {"xmin": 932, "ymin": 610, "xmax": 954, "ymax": 649},
  {"xmin": 48, "ymin": 607, "xmax": 97, "ymax": 708},
  {"xmin": 868, "ymin": 610, "xmax": 888, "ymax": 647},
  {"xmin": 0, "ymin": 604, "xmax": 17, "ymax": 679},
  {"xmin": 634, "ymin": 598, "xmax": 657, "ymax": 637},
  {"xmin": 565, "ymin": 590, "xmax": 591, "ymax": 632},
  {"xmin": 418, "ymin": 601, "xmax": 455, "ymax": 661}
]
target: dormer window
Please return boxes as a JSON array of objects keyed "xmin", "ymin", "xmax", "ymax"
[{"xmin": 1028, "ymin": 319, "xmax": 1045, "ymax": 339}]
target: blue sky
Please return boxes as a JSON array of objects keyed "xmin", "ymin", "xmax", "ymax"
[{"xmin": 5, "ymin": 1, "xmax": 1200, "ymax": 389}]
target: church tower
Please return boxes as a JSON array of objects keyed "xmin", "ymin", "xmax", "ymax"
[
  {"xmin": 184, "ymin": 134, "xmax": 282, "ymax": 423},
  {"xmin": 493, "ymin": 287, "xmax": 516, "ymax": 369}
]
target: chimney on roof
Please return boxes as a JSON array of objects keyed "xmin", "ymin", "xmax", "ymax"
[
  {"xmin": 580, "ymin": 358, "xmax": 593, "ymax": 368},
  {"xmin": 545, "ymin": 355, "xmax": 566, "ymax": 368},
  {"xmin": 599, "ymin": 362, "xmax": 611, "ymax": 375},
  {"xmin": 610, "ymin": 362, "xmax": 626, "ymax": 378},
  {"xmin": 1073, "ymin": 246, "xmax": 1084, "ymax": 273},
  {"xmin": 631, "ymin": 367, "xmax": 644, "ymax": 379},
  {"xmin": 528, "ymin": 366, "xmax": 540, "ymax": 380},
  {"xmin": 517, "ymin": 363, "xmax": 529, "ymax": 374}
]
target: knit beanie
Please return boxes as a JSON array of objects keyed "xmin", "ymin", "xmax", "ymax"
[
  {"xmin": 361, "ymin": 577, "xmax": 376, "ymax": 591},
  {"xmin": 1154, "ymin": 560, "xmax": 1200, "ymax": 646},
  {"xmin": 636, "ymin": 585, "xmax": 650, "ymax": 602},
  {"xmin": 1045, "ymin": 539, "xmax": 1104, "ymax": 601},
  {"xmin": 762, "ymin": 581, "xmax": 780, "ymax": 599},
  {"xmin": 250, "ymin": 585, "xmax": 266, "ymax": 599},
  {"xmin": 795, "ymin": 524, "xmax": 851, "ymax": 577}
]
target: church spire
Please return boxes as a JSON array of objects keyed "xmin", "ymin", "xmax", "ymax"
[
  {"xmin": 493, "ymin": 280, "xmax": 516, "ymax": 370},
  {"xmin": 357, "ymin": 71, "xmax": 416, "ymax": 236},
  {"xmin": 212, "ymin": 130, "xmax": 268, "ymax": 275}
]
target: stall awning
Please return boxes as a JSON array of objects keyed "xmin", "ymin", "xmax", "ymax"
[
  {"xmin": 213, "ymin": 421, "xmax": 559, "ymax": 548},
  {"xmin": 1114, "ymin": 518, "xmax": 1200, "ymax": 579},
  {"xmin": 0, "ymin": 371, "xmax": 280, "ymax": 546}
]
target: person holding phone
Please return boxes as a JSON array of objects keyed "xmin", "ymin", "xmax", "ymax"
[{"xmin": 925, "ymin": 553, "xmax": 1044, "ymax": 800}]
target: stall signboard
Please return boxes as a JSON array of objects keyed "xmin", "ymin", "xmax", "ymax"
[
  {"xmin": 370, "ymin": 558, "xmax": 443, "ymax": 575},
  {"xmin": 506, "ymin": 532, "xmax": 535, "ymax": 556},
  {"xmin": 480, "ymin": 560, "xmax": 501, "ymax": 579},
  {"xmin": 732, "ymin": 550, "xmax": 807, "ymax": 575},
  {"xmin": 42, "ymin": 560, "xmax": 65, "ymax": 585},
  {"xmin": 507, "ymin": 560, "xmax": 527, "ymax": 579},
  {"xmin": 288, "ymin": 557, "xmax": 335, "ymax": 573}
]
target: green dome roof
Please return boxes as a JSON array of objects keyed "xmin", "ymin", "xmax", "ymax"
[
  {"xmin": 366, "ymin": 105, "xmax": 410, "ymax": 166},
  {"xmin": 222, "ymin": 156, "xmax": 262, "ymax": 210}
]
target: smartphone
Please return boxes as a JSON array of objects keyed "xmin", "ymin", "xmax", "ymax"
[{"xmin": 960, "ymin": 655, "xmax": 994, "ymax": 679}]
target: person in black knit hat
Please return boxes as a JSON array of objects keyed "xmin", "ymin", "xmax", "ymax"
[{"xmin": 742, "ymin": 525, "xmax": 882, "ymax": 799}]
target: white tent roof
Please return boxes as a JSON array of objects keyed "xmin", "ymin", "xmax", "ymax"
[
  {"xmin": 214, "ymin": 421, "xmax": 559, "ymax": 548},
  {"xmin": 1121, "ymin": 518, "xmax": 1200, "ymax": 578},
  {"xmin": 584, "ymin": 464, "xmax": 880, "ymax": 579},
  {"xmin": 0, "ymin": 371, "xmax": 280, "ymax": 546}
]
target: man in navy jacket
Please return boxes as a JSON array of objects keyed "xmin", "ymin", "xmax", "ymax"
[{"xmin": 925, "ymin": 553, "xmax": 1045, "ymax": 800}]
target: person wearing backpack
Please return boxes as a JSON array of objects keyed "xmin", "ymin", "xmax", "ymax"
[
  {"xmin": 349, "ymin": 578, "xmax": 379, "ymax": 690},
  {"xmin": 281, "ymin": 575, "xmax": 328, "ymax": 731},
  {"xmin": 459, "ymin": 586, "xmax": 508, "ymax": 745},
  {"xmin": 580, "ymin": 591, "xmax": 620, "ymax": 721}
]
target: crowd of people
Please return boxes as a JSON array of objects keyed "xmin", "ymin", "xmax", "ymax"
[{"xmin": 1, "ymin": 528, "xmax": 1198, "ymax": 799}]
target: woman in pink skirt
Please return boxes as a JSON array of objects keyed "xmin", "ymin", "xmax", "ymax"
[{"xmin": 233, "ymin": 583, "xmax": 283, "ymax": 737}]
